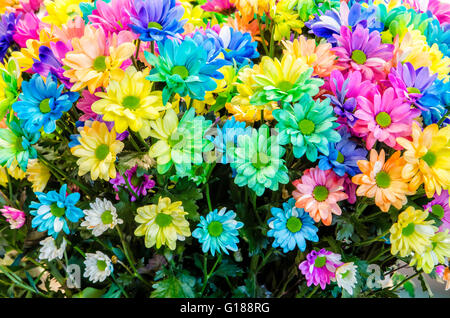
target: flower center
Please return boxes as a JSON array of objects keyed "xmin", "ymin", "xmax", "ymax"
[
  {"xmin": 96, "ymin": 260, "xmax": 107, "ymax": 271},
  {"xmin": 402, "ymin": 222, "xmax": 415, "ymax": 236},
  {"xmin": 39, "ymin": 98, "xmax": 52, "ymax": 114},
  {"xmin": 298, "ymin": 119, "xmax": 315, "ymax": 135},
  {"xmin": 131, "ymin": 174, "xmax": 141, "ymax": 187},
  {"xmin": 252, "ymin": 152, "xmax": 270, "ymax": 169},
  {"xmin": 336, "ymin": 151, "xmax": 345, "ymax": 163},
  {"xmin": 421, "ymin": 151, "xmax": 436, "ymax": 167},
  {"xmin": 95, "ymin": 144, "xmax": 110, "ymax": 160},
  {"xmin": 313, "ymin": 185, "xmax": 329, "ymax": 202},
  {"xmin": 50, "ymin": 203, "xmax": 65, "ymax": 218},
  {"xmin": 407, "ymin": 87, "xmax": 421, "ymax": 94},
  {"xmin": 147, "ymin": 21, "xmax": 163, "ymax": 30},
  {"xmin": 171, "ymin": 65, "xmax": 189, "ymax": 79},
  {"xmin": 314, "ymin": 256, "xmax": 327, "ymax": 268},
  {"xmin": 340, "ymin": 270, "xmax": 351, "ymax": 279},
  {"xmin": 207, "ymin": 220, "xmax": 224, "ymax": 237},
  {"xmin": 286, "ymin": 216, "xmax": 302, "ymax": 233},
  {"xmin": 15, "ymin": 137, "xmax": 24, "ymax": 151},
  {"xmin": 168, "ymin": 133, "xmax": 183, "ymax": 147},
  {"xmin": 101, "ymin": 210, "xmax": 113, "ymax": 225},
  {"xmin": 93, "ymin": 56, "xmax": 107, "ymax": 72},
  {"xmin": 375, "ymin": 112, "xmax": 392, "ymax": 128},
  {"xmin": 431, "ymin": 204, "xmax": 444, "ymax": 219},
  {"xmin": 375, "ymin": 171, "xmax": 391, "ymax": 188},
  {"xmin": 351, "ymin": 50, "xmax": 367, "ymax": 64},
  {"xmin": 155, "ymin": 213, "xmax": 172, "ymax": 227},
  {"xmin": 122, "ymin": 95, "xmax": 140, "ymax": 110},
  {"xmin": 278, "ymin": 80, "xmax": 294, "ymax": 92}
]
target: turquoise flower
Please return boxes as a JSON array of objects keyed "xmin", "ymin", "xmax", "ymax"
[
  {"xmin": 0, "ymin": 117, "xmax": 39, "ymax": 171},
  {"xmin": 231, "ymin": 125, "xmax": 289, "ymax": 196},
  {"xmin": 272, "ymin": 94, "xmax": 341, "ymax": 162},
  {"xmin": 192, "ymin": 208, "xmax": 243, "ymax": 256},
  {"xmin": 267, "ymin": 198, "xmax": 319, "ymax": 253},
  {"xmin": 29, "ymin": 184, "xmax": 84, "ymax": 238}
]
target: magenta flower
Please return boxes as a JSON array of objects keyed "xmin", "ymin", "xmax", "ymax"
[
  {"xmin": 13, "ymin": 12, "xmax": 47, "ymax": 48},
  {"xmin": 343, "ymin": 174, "xmax": 357, "ymax": 204},
  {"xmin": 201, "ymin": 0, "xmax": 235, "ymax": 14},
  {"xmin": 76, "ymin": 89, "xmax": 101, "ymax": 121},
  {"xmin": 423, "ymin": 190, "xmax": 450, "ymax": 233},
  {"xmin": 1, "ymin": 206, "xmax": 26, "ymax": 229},
  {"xmin": 110, "ymin": 166, "xmax": 155, "ymax": 202},
  {"xmin": 332, "ymin": 25, "xmax": 394, "ymax": 81},
  {"xmin": 352, "ymin": 87, "xmax": 421, "ymax": 150},
  {"xmin": 18, "ymin": 0, "xmax": 43, "ymax": 13},
  {"xmin": 299, "ymin": 248, "xmax": 343, "ymax": 290},
  {"xmin": 89, "ymin": 0, "xmax": 134, "ymax": 33}
]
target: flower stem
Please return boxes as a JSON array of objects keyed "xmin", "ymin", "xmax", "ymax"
[
  {"xmin": 205, "ymin": 183, "xmax": 212, "ymax": 212},
  {"xmin": 306, "ymin": 284, "xmax": 320, "ymax": 298},
  {"xmin": 257, "ymin": 16, "xmax": 269, "ymax": 56},
  {"xmin": 200, "ymin": 254, "xmax": 222, "ymax": 296},
  {"xmin": 390, "ymin": 270, "xmax": 422, "ymax": 292}
]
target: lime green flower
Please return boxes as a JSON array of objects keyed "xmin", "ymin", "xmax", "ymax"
[
  {"xmin": 0, "ymin": 58, "xmax": 21, "ymax": 118},
  {"xmin": 409, "ymin": 230, "xmax": 450, "ymax": 274}
]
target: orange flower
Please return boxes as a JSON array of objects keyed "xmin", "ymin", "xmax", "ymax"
[
  {"xmin": 444, "ymin": 267, "xmax": 450, "ymax": 291},
  {"xmin": 352, "ymin": 149, "xmax": 412, "ymax": 212},
  {"xmin": 230, "ymin": 0, "xmax": 271, "ymax": 20},
  {"xmin": 226, "ymin": 13, "xmax": 262, "ymax": 43}
]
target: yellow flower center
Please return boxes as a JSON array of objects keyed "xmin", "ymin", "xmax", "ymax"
[
  {"xmin": 95, "ymin": 144, "xmax": 110, "ymax": 160},
  {"xmin": 155, "ymin": 213, "xmax": 172, "ymax": 227},
  {"xmin": 122, "ymin": 96, "xmax": 140, "ymax": 110},
  {"xmin": 313, "ymin": 185, "xmax": 329, "ymax": 202},
  {"xmin": 93, "ymin": 56, "xmax": 107, "ymax": 72},
  {"xmin": 375, "ymin": 112, "xmax": 392, "ymax": 128},
  {"xmin": 298, "ymin": 119, "xmax": 315, "ymax": 135},
  {"xmin": 286, "ymin": 216, "xmax": 302, "ymax": 233},
  {"xmin": 351, "ymin": 50, "xmax": 367, "ymax": 64},
  {"xmin": 375, "ymin": 171, "xmax": 391, "ymax": 188},
  {"xmin": 207, "ymin": 221, "xmax": 224, "ymax": 237},
  {"xmin": 39, "ymin": 98, "xmax": 52, "ymax": 114}
]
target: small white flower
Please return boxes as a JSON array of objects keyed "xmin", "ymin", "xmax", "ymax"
[
  {"xmin": 335, "ymin": 262, "xmax": 358, "ymax": 295},
  {"xmin": 83, "ymin": 251, "xmax": 113, "ymax": 283},
  {"xmin": 38, "ymin": 237, "xmax": 67, "ymax": 261},
  {"xmin": 81, "ymin": 198, "xmax": 123, "ymax": 236}
]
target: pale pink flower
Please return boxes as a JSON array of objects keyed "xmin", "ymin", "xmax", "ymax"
[{"xmin": 1, "ymin": 206, "xmax": 25, "ymax": 229}]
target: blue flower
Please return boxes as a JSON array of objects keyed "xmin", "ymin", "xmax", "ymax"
[
  {"xmin": 318, "ymin": 126, "xmax": 367, "ymax": 177},
  {"xmin": 189, "ymin": 31, "xmax": 224, "ymax": 63},
  {"xmin": 12, "ymin": 73, "xmax": 79, "ymax": 134},
  {"xmin": 418, "ymin": 78, "xmax": 450, "ymax": 126},
  {"xmin": 145, "ymin": 37, "xmax": 228, "ymax": 104},
  {"xmin": 217, "ymin": 26, "xmax": 259, "ymax": 67},
  {"xmin": 192, "ymin": 208, "xmax": 243, "ymax": 256},
  {"xmin": 29, "ymin": 184, "xmax": 84, "ymax": 238},
  {"xmin": 129, "ymin": 0, "xmax": 186, "ymax": 42},
  {"xmin": 0, "ymin": 12, "xmax": 17, "ymax": 61},
  {"xmin": 267, "ymin": 198, "xmax": 319, "ymax": 253},
  {"xmin": 424, "ymin": 19, "xmax": 449, "ymax": 57}
]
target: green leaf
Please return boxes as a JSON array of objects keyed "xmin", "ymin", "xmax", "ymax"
[
  {"xmin": 73, "ymin": 287, "xmax": 105, "ymax": 298},
  {"xmin": 102, "ymin": 284, "xmax": 122, "ymax": 298},
  {"xmin": 213, "ymin": 259, "xmax": 243, "ymax": 278},
  {"xmin": 336, "ymin": 220, "xmax": 354, "ymax": 241},
  {"xmin": 403, "ymin": 281, "xmax": 415, "ymax": 298},
  {"xmin": 150, "ymin": 274, "xmax": 195, "ymax": 298}
]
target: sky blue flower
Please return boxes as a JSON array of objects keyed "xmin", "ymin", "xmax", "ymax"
[
  {"xmin": 267, "ymin": 198, "xmax": 319, "ymax": 253},
  {"xmin": 216, "ymin": 26, "xmax": 259, "ymax": 67},
  {"xmin": 192, "ymin": 208, "xmax": 243, "ymax": 256},
  {"xmin": 418, "ymin": 78, "xmax": 450, "ymax": 126},
  {"xmin": 318, "ymin": 126, "xmax": 367, "ymax": 176},
  {"xmin": 12, "ymin": 73, "xmax": 79, "ymax": 134},
  {"xmin": 29, "ymin": 184, "xmax": 84, "ymax": 238},
  {"xmin": 424, "ymin": 19, "xmax": 449, "ymax": 57}
]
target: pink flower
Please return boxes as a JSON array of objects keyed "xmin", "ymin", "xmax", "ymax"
[
  {"xmin": 13, "ymin": 12, "xmax": 47, "ymax": 47},
  {"xmin": 292, "ymin": 167, "xmax": 348, "ymax": 226},
  {"xmin": 343, "ymin": 174, "xmax": 357, "ymax": 204},
  {"xmin": 201, "ymin": 0, "xmax": 235, "ymax": 14},
  {"xmin": 332, "ymin": 25, "xmax": 394, "ymax": 81},
  {"xmin": 76, "ymin": 89, "xmax": 101, "ymax": 121},
  {"xmin": 299, "ymin": 248, "xmax": 343, "ymax": 290},
  {"xmin": 352, "ymin": 87, "xmax": 421, "ymax": 150},
  {"xmin": 1, "ymin": 206, "xmax": 25, "ymax": 229},
  {"xmin": 89, "ymin": 0, "xmax": 135, "ymax": 33},
  {"xmin": 53, "ymin": 16, "xmax": 86, "ymax": 45},
  {"xmin": 18, "ymin": 0, "xmax": 43, "ymax": 13}
]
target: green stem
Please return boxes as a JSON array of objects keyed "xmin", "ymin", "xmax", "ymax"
[
  {"xmin": 354, "ymin": 229, "xmax": 390, "ymax": 246},
  {"xmin": 368, "ymin": 248, "xmax": 390, "ymax": 263},
  {"xmin": 200, "ymin": 254, "xmax": 222, "ymax": 296},
  {"xmin": 122, "ymin": 171, "xmax": 140, "ymax": 201},
  {"xmin": 111, "ymin": 272, "xmax": 129, "ymax": 298},
  {"xmin": 135, "ymin": 132, "xmax": 149, "ymax": 151},
  {"xmin": 5, "ymin": 169, "xmax": 14, "ymax": 206},
  {"xmin": 128, "ymin": 133, "xmax": 141, "ymax": 152},
  {"xmin": 268, "ymin": 19, "xmax": 275, "ymax": 58},
  {"xmin": 205, "ymin": 183, "xmax": 212, "ymax": 212},
  {"xmin": 306, "ymin": 284, "xmax": 320, "ymax": 298},
  {"xmin": 135, "ymin": 39, "xmax": 141, "ymax": 60},
  {"xmin": 257, "ymin": 16, "xmax": 269, "ymax": 56},
  {"xmin": 390, "ymin": 271, "xmax": 422, "ymax": 292},
  {"xmin": 256, "ymin": 248, "xmax": 275, "ymax": 273},
  {"xmin": 437, "ymin": 109, "xmax": 449, "ymax": 126}
]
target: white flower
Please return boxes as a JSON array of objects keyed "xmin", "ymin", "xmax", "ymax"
[
  {"xmin": 38, "ymin": 237, "xmax": 67, "ymax": 261},
  {"xmin": 83, "ymin": 251, "xmax": 113, "ymax": 283},
  {"xmin": 81, "ymin": 198, "xmax": 123, "ymax": 236},
  {"xmin": 335, "ymin": 262, "xmax": 358, "ymax": 295}
]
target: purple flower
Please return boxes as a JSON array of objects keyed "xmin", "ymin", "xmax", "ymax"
[
  {"xmin": 0, "ymin": 12, "xmax": 18, "ymax": 61},
  {"xmin": 110, "ymin": 165, "xmax": 155, "ymax": 201},
  {"xmin": 32, "ymin": 45, "xmax": 72, "ymax": 88},
  {"xmin": 423, "ymin": 190, "xmax": 450, "ymax": 233},
  {"xmin": 299, "ymin": 248, "xmax": 343, "ymax": 290}
]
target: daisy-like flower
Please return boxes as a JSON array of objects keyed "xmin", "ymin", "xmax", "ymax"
[
  {"xmin": 41, "ymin": 0, "xmax": 84, "ymax": 26},
  {"xmin": 192, "ymin": 207, "xmax": 243, "ymax": 256},
  {"xmin": 38, "ymin": 236, "xmax": 67, "ymax": 262},
  {"xmin": 396, "ymin": 122, "xmax": 450, "ymax": 198},
  {"xmin": 201, "ymin": 0, "xmax": 235, "ymax": 14},
  {"xmin": 109, "ymin": 165, "xmax": 155, "ymax": 202},
  {"xmin": 352, "ymin": 149, "xmax": 412, "ymax": 212},
  {"xmin": 272, "ymin": 94, "xmax": 341, "ymax": 162},
  {"xmin": 438, "ymin": 266, "xmax": 450, "ymax": 290},
  {"xmin": 88, "ymin": 0, "xmax": 134, "ymax": 33},
  {"xmin": 134, "ymin": 196, "xmax": 191, "ymax": 250},
  {"xmin": 423, "ymin": 190, "xmax": 450, "ymax": 232},
  {"xmin": 29, "ymin": 184, "xmax": 84, "ymax": 238},
  {"xmin": 332, "ymin": 25, "xmax": 394, "ymax": 81},
  {"xmin": 230, "ymin": 124, "xmax": 289, "ymax": 196},
  {"xmin": 26, "ymin": 159, "xmax": 50, "ymax": 192},
  {"xmin": 216, "ymin": 25, "xmax": 259, "ymax": 67},
  {"xmin": 409, "ymin": 230, "xmax": 450, "ymax": 274},
  {"xmin": 70, "ymin": 121, "xmax": 124, "ymax": 181},
  {"xmin": 81, "ymin": 198, "xmax": 123, "ymax": 237},
  {"xmin": 352, "ymin": 87, "xmax": 421, "ymax": 150},
  {"xmin": 83, "ymin": 251, "xmax": 113, "ymax": 283},
  {"xmin": 63, "ymin": 25, "xmax": 135, "ymax": 93},
  {"xmin": 267, "ymin": 198, "xmax": 319, "ymax": 253},
  {"xmin": 76, "ymin": 89, "xmax": 101, "ymax": 121},
  {"xmin": 12, "ymin": 12, "xmax": 44, "ymax": 48},
  {"xmin": 91, "ymin": 67, "xmax": 167, "ymax": 134},
  {"xmin": 335, "ymin": 262, "xmax": 358, "ymax": 295},
  {"xmin": 292, "ymin": 167, "xmax": 348, "ymax": 226},
  {"xmin": 0, "ymin": 12, "xmax": 17, "ymax": 61},
  {"xmin": 299, "ymin": 248, "xmax": 343, "ymax": 290},
  {"xmin": 0, "ymin": 206, "xmax": 25, "ymax": 229},
  {"xmin": 390, "ymin": 206, "xmax": 438, "ymax": 257},
  {"xmin": 230, "ymin": 0, "xmax": 271, "ymax": 19}
]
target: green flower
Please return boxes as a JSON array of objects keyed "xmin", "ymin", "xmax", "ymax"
[
  {"xmin": 0, "ymin": 58, "xmax": 21, "ymax": 119},
  {"xmin": 272, "ymin": 94, "xmax": 341, "ymax": 162},
  {"xmin": 231, "ymin": 125, "xmax": 289, "ymax": 196}
]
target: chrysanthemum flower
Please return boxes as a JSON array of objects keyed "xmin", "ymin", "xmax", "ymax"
[
  {"xmin": 70, "ymin": 121, "xmax": 124, "ymax": 181},
  {"xmin": 292, "ymin": 167, "xmax": 348, "ymax": 226},
  {"xmin": 409, "ymin": 230, "xmax": 450, "ymax": 274},
  {"xmin": 109, "ymin": 165, "xmax": 155, "ymax": 202},
  {"xmin": 88, "ymin": 0, "xmax": 134, "ymax": 33},
  {"xmin": 216, "ymin": 25, "xmax": 259, "ymax": 67},
  {"xmin": 270, "ymin": 5, "xmax": 304, "ymax": 41},
  {"xmin": 76, "ymin": 89, "xmax": 100, "ymax": 121},
  {"xmin": 81, "ymin": 198, "xmax": 123, "ymax": 236},
  {"xmin": 230, "ymin": 0, "xmax": 271, "ymax": 19},
  {"xmin": 38, "ymin": 236, "xmax": 67, "ymax": 261},
  {"xmin": 192, "ymin": 207, "xmax": 243, "ymax": 256},
  {"xmin": 272, "ymin": 94, "xmax": 340, "ymax": 162},
  {"xmin": 335, "ymin": 262, "xmax": 358, "ymax": 295},
  {"xmin": 396, "ymin": 122, "xmax": 450, "ymax": 198},
  {"xmin": 12, "ymin": 12, "xmax": 45, "ymax": 48},
  {"xmin": 29, "ymin": 184, "xmax": 84, "ymax": 238},
  {"xmin": 201, "ymin": 0, "xmax": 235, "ymax": 14},
  {"xmin": 390, "ymin": 206, "xmax": 437, "ymax": 257},
  {"xmin": 26, "ymin": 159, "xmax": 50, "ymax": 192},
  {"xmin": 91, "ymin": 67, "xmax": 167, "ymax": 133},
  {"xmin": 0, "ymin": 205, "xmax": 25, "ymax": 229},
  {"xmin": 134, "ymin": 196, "xmax": 191, "ymax": 250},
  {"xmin": 0, "ymin": 12, "xmax": 17, "ymax": 61},
  {"xmin": 41, "ymin": 0, "xmax": 84, "ymax": 26},
  {"xmin": 83, "ymin": 251, "xmax": 113, "ymax": 283},
  {"xmin": 267, "ymin": 198, "xmax": 319, "ymax": 253},
  {"xmin": 299, "ymin": 248, "xmax": 343, "ymax": 290},
  {"xmin": 423, "ymin": 190, "xmax": 450, "ymax": 233},
  {"xmin": 231, "ymin": 124, "xmax": 289, "ymax": 196},
  {"xmin": 63, "ymin": 25, "xmax": 135, "ymax": 93},
  {"xmin": 352, "ymin": 149, "xmax": 412, "ymax": 212}
]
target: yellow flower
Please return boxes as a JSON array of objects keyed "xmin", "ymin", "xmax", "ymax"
[
  {"xmin": 410, "ymin": 230, "xmax": 450, "ymax": 274},
  {"xmin": 6, "ymin": 159, "xmax": 26, "ymax": 180},
  {"xmin": 42, "ymin": 0, "xmax": 84, "ymax": 27},
  {"xmin": 396, "ymin": 122, "xmax": 450, "ymax": 198},
  {"xmin": 26, "ymin": 159, "xmax": 51, "ymax": 192},
  {"xmin": 91, "ymin": 67, "xmax": 167, "ymax": 133},
  {"xmin": 230, "ymin": 0, "xmax": 273, "ymax": 19},
  {"xmin": 390, "ymin": 206, "xmax": 437, "ymax": 257},
  {"xmin": 270, "ymin": 4, "xmax": 304, "ymax": 41},
  {"xmin": 70, "ymin": 121, "xmax": 124, "ymax": 181},
  {"xmin": 134, "ymin": 197, "xmax": 191, "ymax": 250},
  {"xmin": 0, "ymin": 167, "xmax": 8, "ymax": 187}
]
